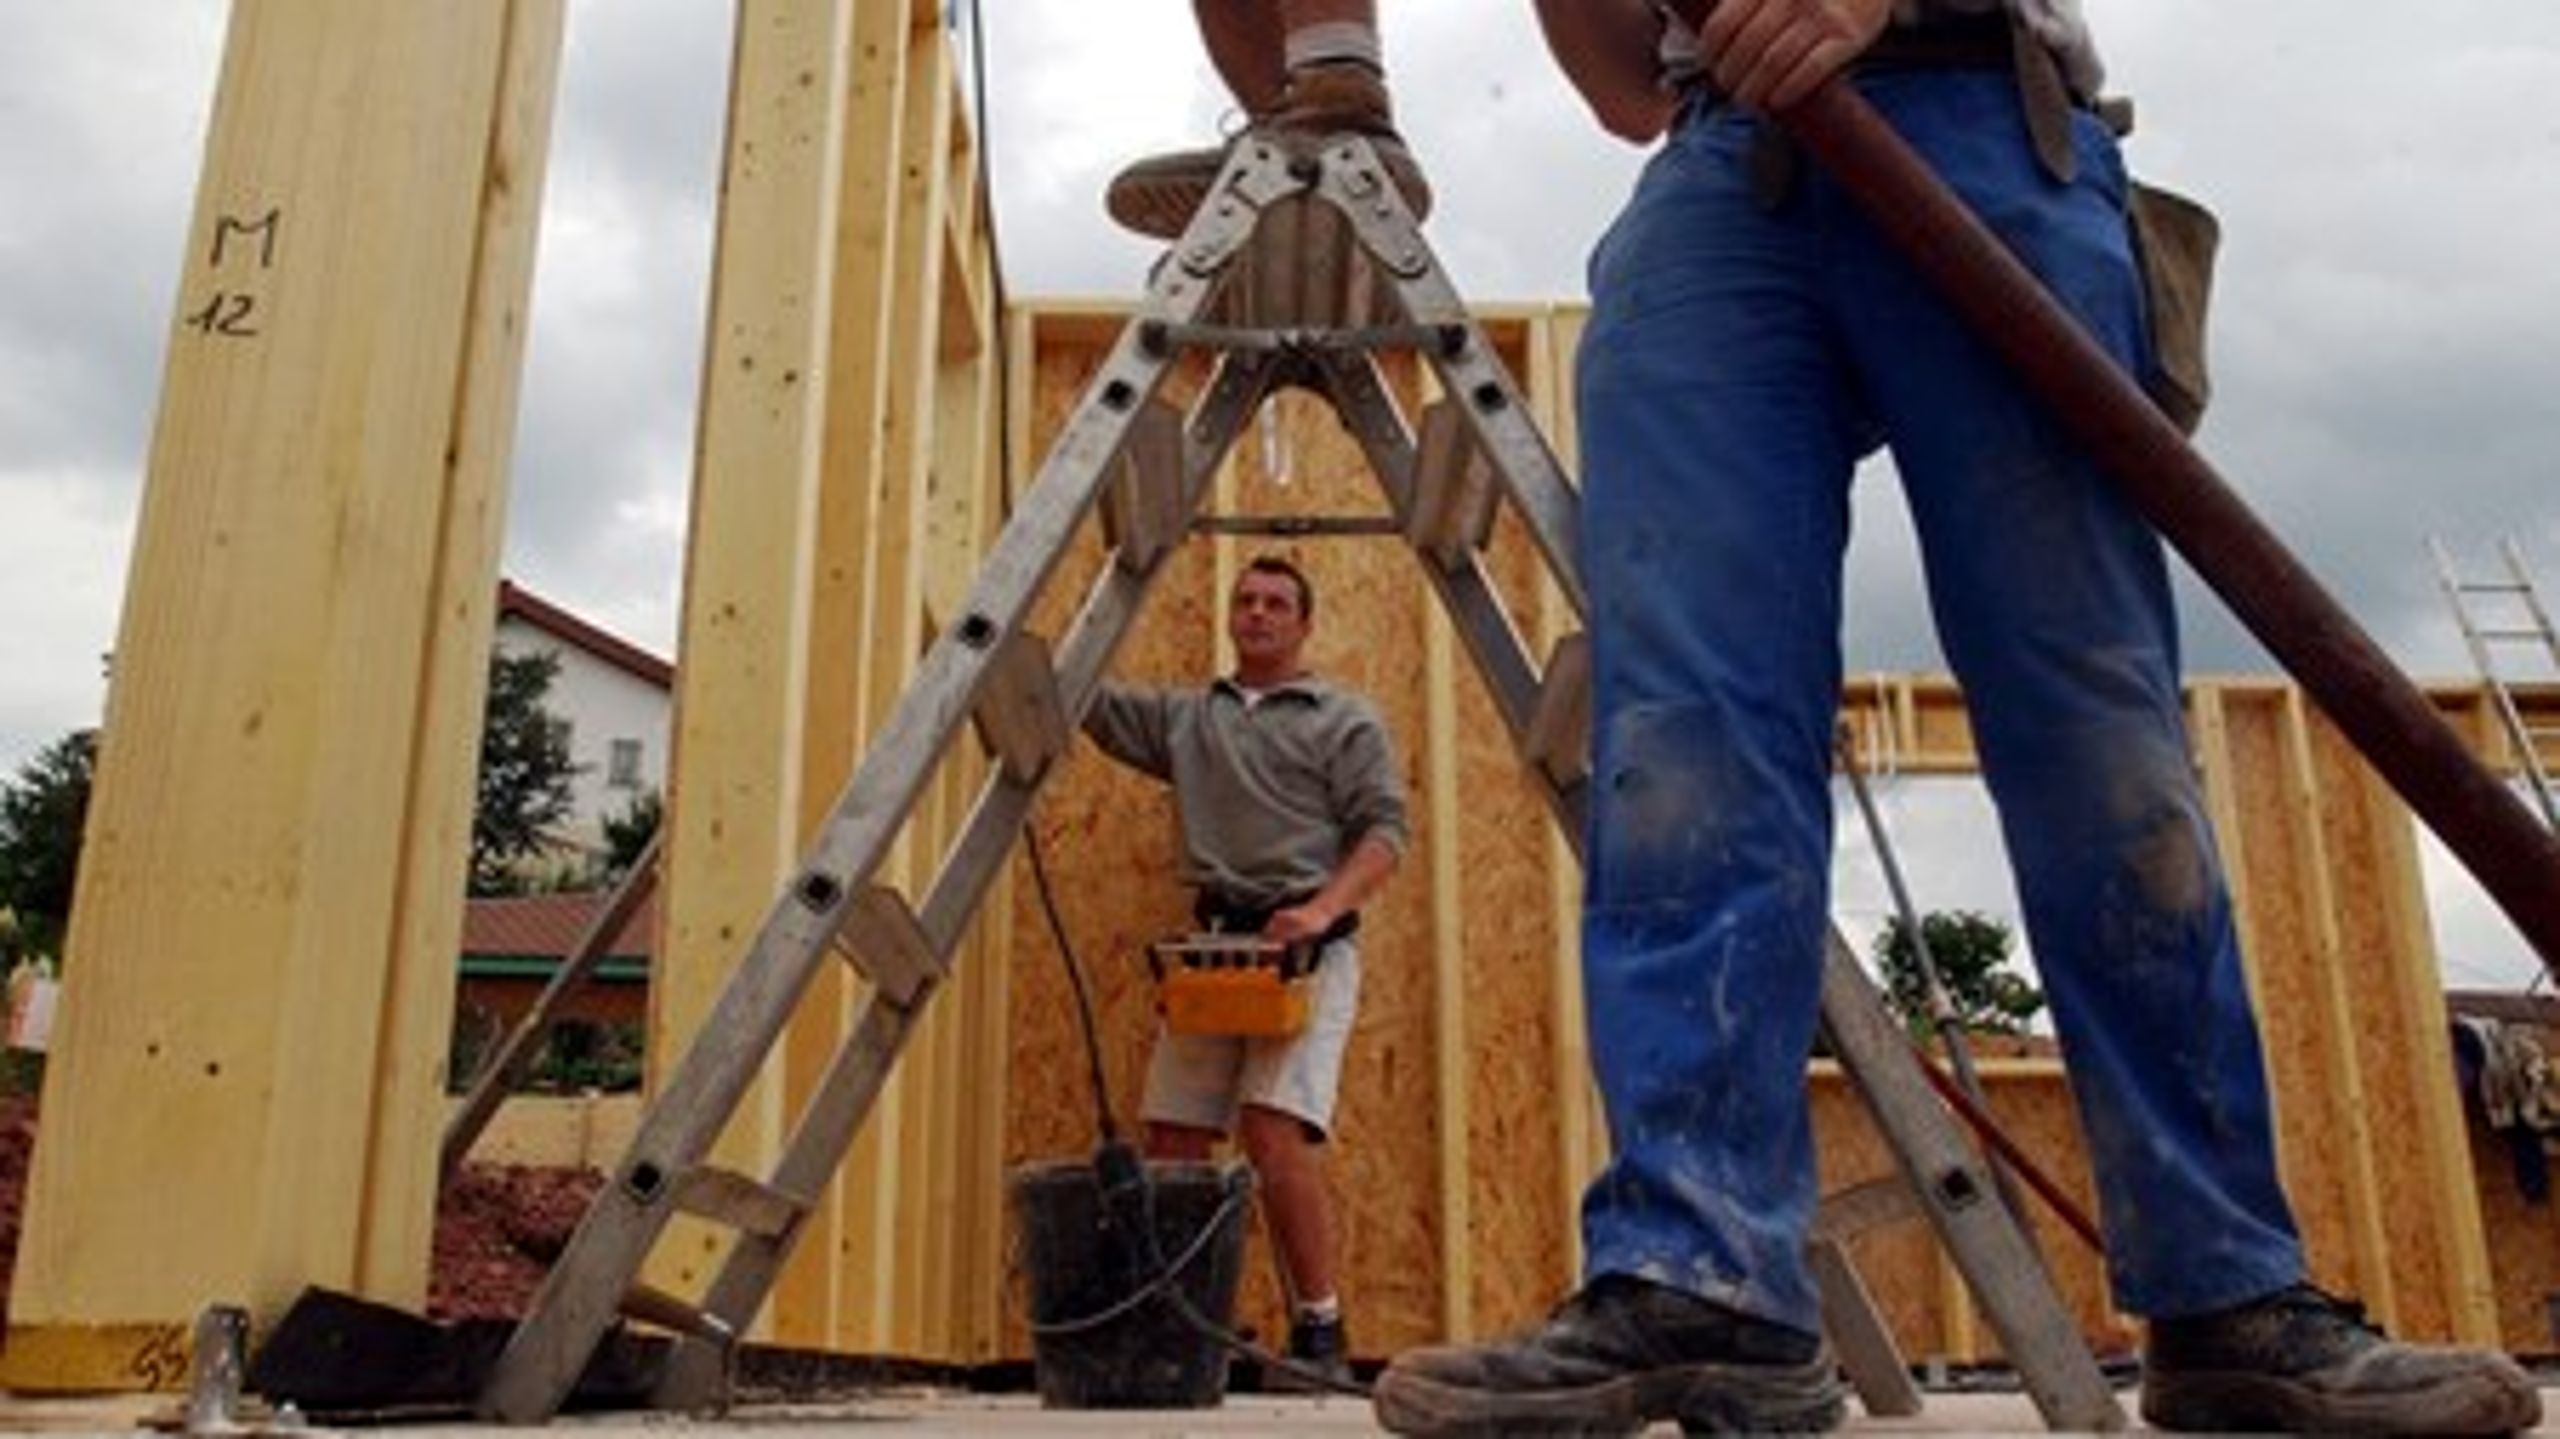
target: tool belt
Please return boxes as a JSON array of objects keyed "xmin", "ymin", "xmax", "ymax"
[
  {"xmin": 1729, "ymin": 11, "xmax": 2220, "ymax": 433},
  {"xmin": 1150, "ymin": 931, "xmax": 1321, "ymax": 1038},
  {"xmin": 1737, "ymin": 15, "xmax": 2067, "ymax": 202},
  {"xmin": 1856, "ymin": 14, "xmax": 2016, "ymax": 75},
  {"xmin": 1148, "ymin": 891, "xmax": 1358, "ymax": 1038},
  {"xmin": 1191, "ymin": 891, "xmax": 1360, "ymax": 953}
]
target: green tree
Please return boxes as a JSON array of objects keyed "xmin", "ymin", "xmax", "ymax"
[
  {"xmin": 0, "ymin": 729, "xmax": 97, "ymax": 963},
  {"xmin": 1873, "ymin": 909, "xmax": 2045, "ymax": 1039},
  {"xmin": 529, "ymin": 1018, "xmax": 644, "ymax": 1093},
  {"xmin": 472, "ymin": 651, "xmax": 581, "ymax": 896},
  {"xmin": 599, "ymin": 788, "xmax": 662, "ymax": 883}
]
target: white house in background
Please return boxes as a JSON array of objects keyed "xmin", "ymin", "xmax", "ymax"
[{"xmin": 492, "ymin": 580, "xmax": 672, "ymax": 865}]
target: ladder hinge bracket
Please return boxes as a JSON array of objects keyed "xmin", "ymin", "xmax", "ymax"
[{"xmin": 1323, "ymin": 140, "xmax": 1430, "ymax": 278}]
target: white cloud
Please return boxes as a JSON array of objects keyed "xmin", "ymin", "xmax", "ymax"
[{"xmin": 0, "ymin": 474, "xmax": 130, "ymax": 749}]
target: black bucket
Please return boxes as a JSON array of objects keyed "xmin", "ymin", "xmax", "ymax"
[{"xmin": 1011, "ymin": 1156, "xmax": 1252, "ymax": 1408}]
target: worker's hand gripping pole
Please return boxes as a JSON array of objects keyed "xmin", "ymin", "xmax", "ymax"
[{"xmin": 1657, "ymin": 3, "xmax": 2560, "ymax": 972}]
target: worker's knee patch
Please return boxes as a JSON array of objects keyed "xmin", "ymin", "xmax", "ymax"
[{"xmin": 1592, "ymin": 702, "xmax": 1823, "ymax": 914}]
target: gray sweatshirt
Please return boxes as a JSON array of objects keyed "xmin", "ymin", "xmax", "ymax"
[{"xmin": 1084, "ymin": 675, "xmax": 1410, "ymax": 910}]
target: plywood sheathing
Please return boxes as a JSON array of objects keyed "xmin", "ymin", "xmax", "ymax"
[
  {"xmin": 1453, "ymin": 317, "xmax": 1574, "ymax": 1338},
  {"xmin": 1812, "ymin": 1062, "xmax": 2132, "ymax": 1364},
  {"xmin": 988, "ymin": 308, "xmax": 2521, "ymax": 1364}
]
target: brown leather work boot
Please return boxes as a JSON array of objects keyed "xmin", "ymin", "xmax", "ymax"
[
  {"xmin": 1104, "ymin": 62, "xmax": 1432, "ymax": 241},
  {"xmin": 1103, "ymin": 141, "xmax": 1246, "ymax": 242},
  {"xmin": 1371, "ymin": 1274, "xmax": 1844, "ymax": 1436},
  {"xmin": 2141, "ymin": 1283, "xmax": 2542, "ymax": 1433}
]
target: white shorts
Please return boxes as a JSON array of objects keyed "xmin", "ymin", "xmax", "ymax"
[{"xmin": 1140, "ymin": 935, "xmax": 1360, "ymax": 1140}]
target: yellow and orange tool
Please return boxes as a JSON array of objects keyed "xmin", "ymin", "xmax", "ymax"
[{"xmin": 1149, "ymin": 934, "xmax": 1312, "ymax": 1038}]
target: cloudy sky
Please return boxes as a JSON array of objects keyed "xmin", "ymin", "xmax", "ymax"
[{"xmin": 4, "ymin": 2, "xmax": 2555, "ymax": 987}]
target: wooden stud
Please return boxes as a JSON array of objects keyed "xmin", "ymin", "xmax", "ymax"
[
  {"xmin": 0, "ymin": 0, "xmax": 564, "ymax": 1392},
  {"xmin": 2280, "ymin": 688, "xmax": 2398, "ymax": 1321},
  {"xmin": 644, "ymin": 0, "xmax": 856, "ymax": 1327},
  {"xmin": 1527, "ymin": 309, "xmax": 1599, "ymax": 1271},
  {"xmin": 770, "ymin": 0, "xmax": 912, "ymax": 1348},
  {"xmin": 2308, "ymin": 702, "xmax": 2499, "ymax": 1342},
  {"xmin": 1426, "ymin": 600, "xmax": 1473, "ymax": 1339},
  {"xmin": 871, "ymin": 8, "xmax": 957, "ymax": 1357}
]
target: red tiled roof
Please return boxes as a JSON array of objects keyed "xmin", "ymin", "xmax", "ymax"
[
  {"xmin": 498, "ymin": 579, "xmax": 675, "ymax": 689},
  {"xmin": 462, "ymin": 891, "xmax": 658, "ymax": 963}
]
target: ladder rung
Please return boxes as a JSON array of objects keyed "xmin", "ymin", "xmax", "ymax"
[
  {"xmin": 1192, "ymin": 514, "xmax": 1401, "ymax": 538},
  {"xmin": 1101, "ymin": 400, "xmax": 1185, "ymax": 573},
  {"xmin": 2454, "ymin": 580, "xmax": 2534, "ymax": 596},
  {"xmin": 1807, "ymin": 1236, "xmax": 1925, "ymax": 1419},
  {"xmin": 619, "ymin": 1284, "xmax": 737, "ymax": 1346},
  {"xmin": 833, "ymin": 884, "xmax": 945, "ymax": 1008},
  {"xmin": 972, "ymin": 631, "xmax": 1069, "ymax": 785},
  {"xmin": 1523, "ymin": 632, "xmax": 1591, "ymax": 787},
  {"xmin": 2472, "ymin": 627, "xmax": 2556, "ymax": 642},
  {"xmin": 1141, "ymin": 320, "xmax": 1452, "ymax": 356},
  {"xmin": 1810, "ymin": 1175, "xmax": 1924, "ymax": 1243},
  {"xmin": 1408, "ymin": 400, "xmax": 1497, "ymax": 568},
  {"xmin": 673, "ymin": 1165, "xmax": 809, "ymax": 1242}
]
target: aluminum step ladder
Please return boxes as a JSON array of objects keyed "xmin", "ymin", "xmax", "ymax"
[
  {"xmin": 2431, "ymin": 536, "xmax": 2560, "ymax": 833},
  {"xmin": 477, "ymin": 130, "xmax": 2124, "ymax": 1431}
]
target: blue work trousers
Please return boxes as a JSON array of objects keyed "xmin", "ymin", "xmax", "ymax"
[{"xmin": 1572, "ymin": 71, "xmax": 2305, "ymax": 1331}]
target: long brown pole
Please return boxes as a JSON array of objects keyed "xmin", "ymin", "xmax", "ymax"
[{"xmin": 1649, "ymin": 25, "xmax": 2560, "ymax": 973}]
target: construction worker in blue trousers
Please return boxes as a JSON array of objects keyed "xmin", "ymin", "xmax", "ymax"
[{"xmin": 1372, "ymin": 0, "xmax": 2545, "ymax": 1433}]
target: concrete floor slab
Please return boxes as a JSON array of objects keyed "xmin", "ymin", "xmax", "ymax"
[{"xmin": 11, "ymin": 1381, "xmax": 2558, "ymax": 1434}]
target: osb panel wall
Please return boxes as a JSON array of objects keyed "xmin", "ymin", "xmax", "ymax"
[
  {"xmin": 2309, "ymin": 710, "xmax": 2460, "ymax": 1337},
  {"xmin": 1001, "ymin": 329, "xmax": 1216, "ymax": 1169},
  {"xmin": 1458, "ymin": 323, "xmax": 1575, "ymax": 1335},
  {"xmin": 1813, "ymin": 1064, "xmax": 2132, "ymax": 1365},
  {"xmin": 998, "ymin": 326, "xmax": 1460, "ymax": 1355},
  {"xmin": 2193, "ymin": 682, "xmax": 2494, "ymax": 1342},
  {"xmin": 989, "ymin": 308, "xmax": 2514, "ymax": 1365},
  {"xmin": 2197, "ymin": 686, "xmax": 2376, "ymax": 1302},
  {"xmin": 1249, "ymin": 383, "xmax": 1447, "ymax": 1351}
]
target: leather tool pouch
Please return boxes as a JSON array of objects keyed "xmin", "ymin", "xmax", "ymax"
[
  {"xmin": 2009, "ymin": 13, "xmax": 2221, "ymax": 433},
  {"xmin": 1192, "ymin": 892, "xmax": 1359, "ymax": 968},
  {"xmin": 2125, "ymin": 180, "xmax": 2220, "ymax": 434}
]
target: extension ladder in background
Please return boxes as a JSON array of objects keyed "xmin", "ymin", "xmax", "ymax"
[{"xmin": 2431, "ymin": 536, "xmax": 2560, "ymax": 833}]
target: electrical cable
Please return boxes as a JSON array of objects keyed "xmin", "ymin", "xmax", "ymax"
[
  {"xmin": 1022, "ymin": 823, "xmax": 1118, "ymax": 1144},
  {"xmin": 1028, "ymin": 1182, "xmax": 1255, "ymax": 1338},
  {"xmin": 965, "ymin": 2, "xmax": 1365, "ymax": 1398}
]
